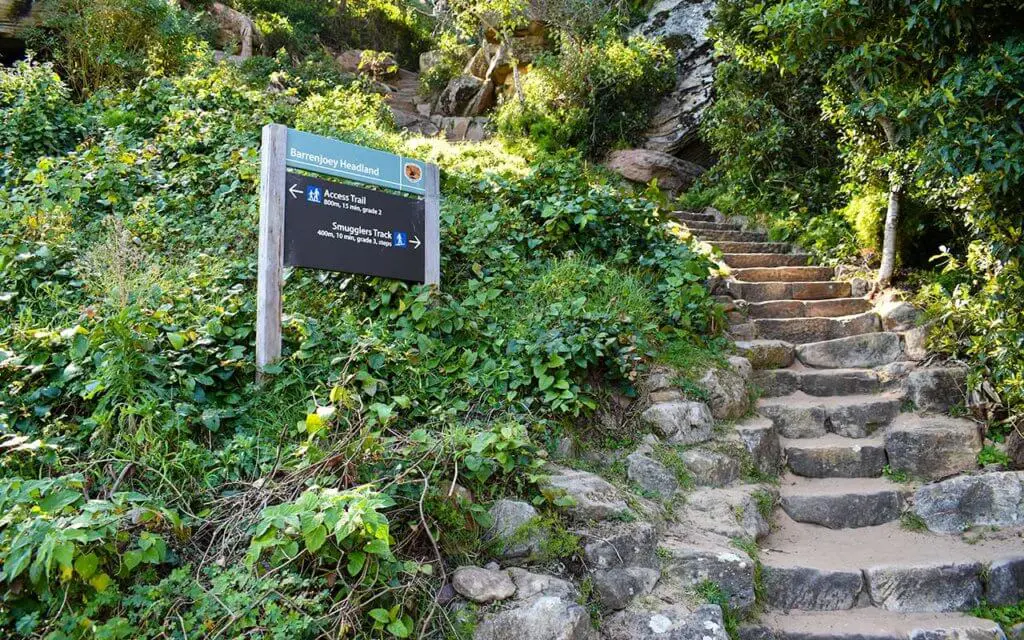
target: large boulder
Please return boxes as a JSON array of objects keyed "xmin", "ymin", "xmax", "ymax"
[
  {"xmin": 913, "ymin": 471, "xmax": 1024, "ymax": 533},
  {"xmin": 437, "ymin": 75, "xmax": 484, "ymax": 116},
  {"xmin": 593, "ymin": 567, "xmax": 660, "ymax": 611},
  {"xmin": 633, "ymin": 0, "xmax": 717, "ymax": 166},
  {"xmin": 604, "ymin": 149, "xmax": 704, "ymax": 194}
]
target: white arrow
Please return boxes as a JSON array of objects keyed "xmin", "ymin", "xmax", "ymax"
[
  {"xmin": 288, "ymin": 183, "xmax": 302, "ymax": 199},
  {"xmin": 410, "ymin": 235, "xmax": 421, "ymax": 249}
]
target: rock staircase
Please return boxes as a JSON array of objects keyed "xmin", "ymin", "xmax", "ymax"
[
  {"xmin": 676, "ymin": 209, "xmax": 1024, "ymax": 639},
  {"xmin": 384, "ymin": 69, "xmax": 490, "ymax": 142}
]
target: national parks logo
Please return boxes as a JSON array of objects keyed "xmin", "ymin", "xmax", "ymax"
[{"xmin": 403, "ymin": 162, "xmax": 422, "ymax": 183}]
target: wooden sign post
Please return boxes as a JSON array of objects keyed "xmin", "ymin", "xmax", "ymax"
[{"xmin": 256, "ymin": 124, "xmax": 441, "ymax": 375}]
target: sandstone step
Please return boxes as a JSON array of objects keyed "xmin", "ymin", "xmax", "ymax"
[
  {"xmin": 726, "ymin": 280, "xmax": 853, "ymax": 303},
  {"xmin": 778, "ymin": 475, "xmax": 907, "ymax": 528},
  {"xmin": 754, "ymin": 367, "xmax": 885, "ymax": 397},
  {"xmin": 745, "ymin": 297, "xmax": 873, "ymax": 319},
  {"xmin": 759, "ymin": 513, "xmax": 1024, "ymax": 612},
  {"xmin": 671, "ymin": 210, "xmax": 717, "ymax": 223},
  {"xmin": 722, "ymin": 253, "xmax": 811, "ymax": 269},
  {"xmin": 712, "ymin": 241, "xmax": 793, "ymax": 253},
  {"xmin": 735, "ymin": 339, "xmax": 796, "ymax": 370},
  {"xmin": 681, "ymin": 220, "xmax": 745, "ymax": 231},
  {"xmin": 782, "ymin": 434, "xmax": 887, "ymax": 478},
  {"xmin": 739, "ymin": 610, "xmax": 1005, "ymax": 639},
  {"xmin": 731, "ymin": 266, "xmax": 836, "ymax": 282},
  {"xmin": 885, "ymin": 414, "xmax": 982, "ymax": 482},
  {"xmin": 796, "ymin": 332, "xmax": 903, "ymax": 368},
  {"xmin": 744, "ymin": 312, "xmax": 881, "ymax": 344},
  {"xmin": 759, "ymin": 391, "xmax": 903, "ymax": 438},
  {"xmin": 695, "ymin": 229, "xmax": 769, "ymax": 242}
]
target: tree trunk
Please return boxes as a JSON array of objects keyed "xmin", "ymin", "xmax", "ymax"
[
  {"xmin": 877, "ymin": 117, "xmax": 900, "ymax": 287},
  {"xmin": 878, "ymin": 179, "xmax": 900, "ymax": 287}
]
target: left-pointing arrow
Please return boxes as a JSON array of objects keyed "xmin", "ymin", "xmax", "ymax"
[{"xmin": 288, "ymin": 184, "xmax": 302, "ymax": 199}]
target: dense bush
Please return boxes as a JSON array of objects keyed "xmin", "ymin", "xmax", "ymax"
[
  {"xmin": 0, "ymin": 48, "xmax": 718, "ymax": 637},
  {"xmin": 234, "ymin": 0, "xmax": 433, "ymax": 67},
  {"xmin": 22, "ymin": 0, "xmax": 208, "ymax": 95},
  {"xmin": 495, "ymin": 35, "xmax": 675, "ymax": 154}
]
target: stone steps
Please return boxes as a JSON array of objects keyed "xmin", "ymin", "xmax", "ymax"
[
  {"xmin": 744, "ymin": 297, "xmax": 873, "ymax": 319},
  {"xmin": 754, "ymin": 366, "xmax": 889, "ymax": 397},
  {"xmin": 741, "ymin": 312, "xmax": 881, "ymax": 344},
  {"xmin": 759, "ymin": 514, "xmax": 1024, "ymax": 613},
  {"xmin": 795, "ymin": 332, "xmax": 903, "ymax": 368},
  {"xmin": 722, "ymin": 253, "xmax": 811, "ymax": 268},
  {"xmin": 735, "ymin": 339, "xmax": 796, "ymax": 370},
  {"xmin": 731, "ymin": 266, "xmax": 836, "ymax": 283},
  {"xmin": 671, "ymin": 210, "xmax": 717, "ymax": 223},
  {"xmin": 711, "ymin": 241, "xmax": 793, "ymax": 253},
  {"xmin": 726, "ymin": 280, "xmax": 853, "ymax": 303},
  {"xmin": 740, "ymin": 610, "xmax": 1005, "ymax": 639},
  {"xmin": 782, "ymin": 434, "xmax": 888, "ymax": 478},
  {"xmin": 680, "ymin": 220, "xmax": 745, "ymax": 231},
  {"xmin": 694, "ymin": 229, "xmax": 769, "ymax": 242},
  {"xmin": 759, "ymin": 391, "xmax": 903, "ymax": 438},
  {"xmin": 778, "ymin": 475, "xmax": 907, "ymax": 528}
]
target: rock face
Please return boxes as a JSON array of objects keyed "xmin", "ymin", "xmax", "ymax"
[
  {"xmin": 634, "ymin": 0, "xmax": 717, "ymax": 166},
  {"xmin": 864, "ymin": 563, "xmax": 984, "ymax": 612},
  {"xmin": 452, "ymin": 566, "xmax": 516, "ymax": 603},
  {"xmin": 641, "ymin": 400, "xmax": 714, "ymax": 444},
  {"xmin": 913, "ymin": 471, "xmax": 1024, "ymax": 533},
  {"xmin": 604, "ymin": 149, "xmax": 704, "ymax": 194},
  {"xmin": 437, "ymin": 75, "xmax": 484, "ymax": 116}
]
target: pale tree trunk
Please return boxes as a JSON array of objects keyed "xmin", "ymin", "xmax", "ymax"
[
  {"xmin": 877, "ymin": 117, "xmax": 900, "ymax": 287},
  {"xmin": 878, "ymin": 180, "xmax": 900, "ymax": 287}
]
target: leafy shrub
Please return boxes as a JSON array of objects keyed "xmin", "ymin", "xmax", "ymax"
[
  {"xmin": 23, "ymin": 0, "xmax": 207, "ymax": 95},
  {"xmin": 495, "ymin": 35, "xmax": 675, "ymax": 154},
  {"xmin": 0, "ymin": 59, "xmax": 80, "ymax": 180}
]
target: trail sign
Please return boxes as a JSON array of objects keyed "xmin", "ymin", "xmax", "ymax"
[
  {"xmin": 283, "ymin": 171, "xmax": 428, "ymax": 282},
  {"xmin": 256, "ymin": 124, "xmax": 440, "ymax": 374}
]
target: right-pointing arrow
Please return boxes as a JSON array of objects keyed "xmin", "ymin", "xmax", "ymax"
[
  {"xmin": 288, "ymin": 184, "xmax": 301, "ymax": 199},
  {"xmin": 411, "ymin": 235, "xmax": 421, "ymax": 249}
]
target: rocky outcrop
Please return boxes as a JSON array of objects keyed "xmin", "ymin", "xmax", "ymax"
[
  {"xmin": 604, "ymin": 148, "xmax": 704, "ymax": 194},
  {"xmin": 634, "ymin": 0, "xmax": 717, "ymax": 167}
]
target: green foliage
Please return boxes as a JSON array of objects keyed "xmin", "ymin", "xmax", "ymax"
[
  {"xmin": 495, "ymin": 35, "xmax": 675, "ymax": 154},
  {"xmin": 972, "ymin": 600, "xmax": 1024, "ymax": 632},
  {"xmin": 23, "ymin": 0, "xmax": 207, "ymax": 95},
  {"xmin": 0, "ymin": 47, "xmax": 717, "ymax": 637},
  {"xmin": 882, "ymin": 465, "xmax": 909, "ymax": 484},
  {"xmin": 0, "ymin": 59, "xmax": 80, "ymax": 181},
  {"xmin": 899, "ymin": 511, "xmax": 927, "ymax": 532},
  {"xmin": 978, "ymin": 445, "xmax": 1012, "ymax": 468},
  {"xmin": 235, "ymin": 0, "xmax": 433, "ymax": 66}
]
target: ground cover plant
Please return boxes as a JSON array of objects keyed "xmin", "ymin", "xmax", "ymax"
[{"xmin": 0, "ymin": 20, "xmax": 720, "ymax": 638}]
